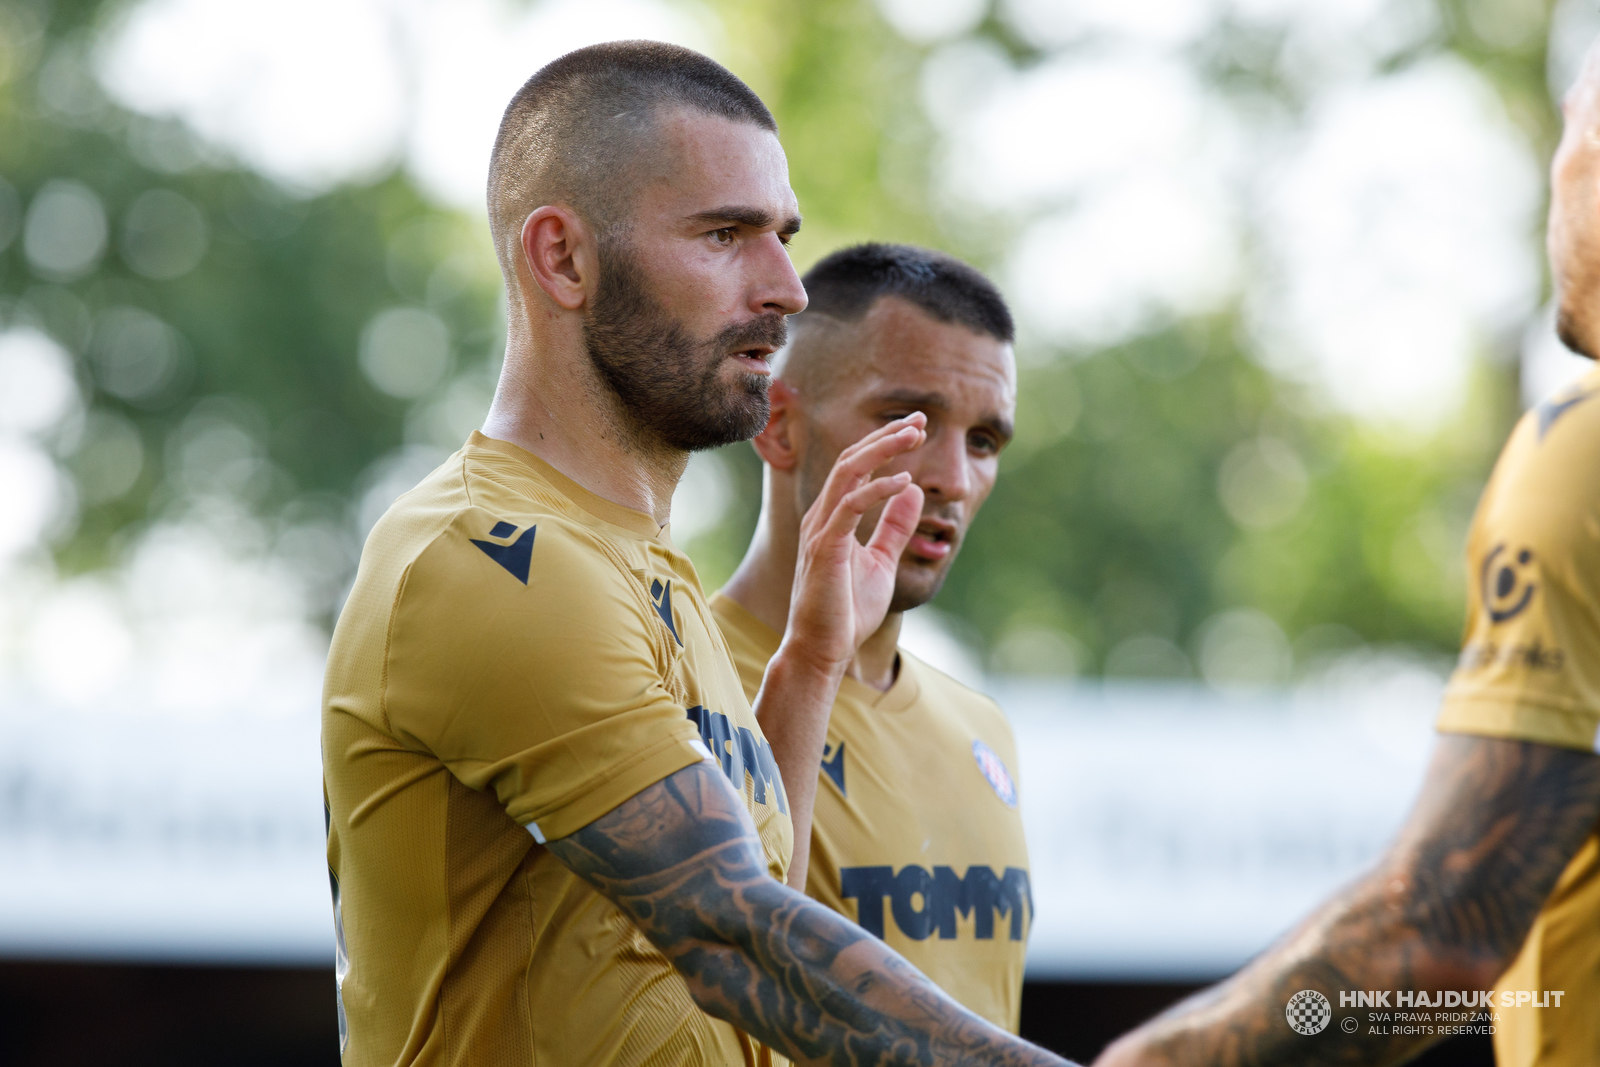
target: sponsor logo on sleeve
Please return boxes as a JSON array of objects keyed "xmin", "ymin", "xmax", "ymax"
[
  {"xmin": 1481, "ymin": 543, "xmax": 1536, "ymax": 623},
  {"xmin": 686, "ymin": 705, "xmax": 788, "ymax": 814},
  {"xmin": 1458, "ymin": 543, "xmax": 1565, "ymax": 675}
]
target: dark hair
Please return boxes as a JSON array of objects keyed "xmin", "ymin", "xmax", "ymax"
[
  {"xmin": 487, "ymin": 41, "xmax": 774, "ymax": 276},
  {"xmin": 800, "ymin": 243, "xmax": 1014, "ymax": 343}
]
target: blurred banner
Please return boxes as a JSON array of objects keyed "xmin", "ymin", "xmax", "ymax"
[
  {"xmin": 1002, "ymin": 679, "xmax": 1438, "ymax": 979},
  {"xmin": 0, "ymin": 699, "xmax": 327, "ymax": 963},
  {"xmin": 0, "ymin": 674, "xmax": 1440, "ymax": 977}
]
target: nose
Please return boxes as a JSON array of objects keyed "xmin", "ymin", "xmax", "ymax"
[
  {"xmin": 913, "ymin": 424, "xmax": 972, "ymax": 504},
  {"xmin": 750, "ymin": 232, "xmax": 808, "ymax": 317}
]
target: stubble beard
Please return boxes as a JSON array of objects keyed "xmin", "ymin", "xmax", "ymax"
[{"xmin": 582, "ymin": 236, "xmax": 785, "ymax": 453}]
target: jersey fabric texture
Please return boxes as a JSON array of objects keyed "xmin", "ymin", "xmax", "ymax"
[
  {"xmin": 1436, "ymin": 366, "xmax": 1600, "ymax": 1067},
  {"xmin": 323, "ymin": 432, "xmax": 793, "ymax": 1067},
  {"xmin": 709, "ymin": 593, "xmax": 1031, "ymax": 1032}
]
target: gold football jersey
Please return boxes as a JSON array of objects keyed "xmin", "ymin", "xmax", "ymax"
[
  {"xmin": 1437, "ymin": 366, "xmax": 1600, "ymax": 1067},
  {"xmin": 323, "ymin": 432, "xmax": 792, "ymax": 1067},
  {"xmin": 710, "ymin": 593, "xmax": 1031, "ymax": 1032}
]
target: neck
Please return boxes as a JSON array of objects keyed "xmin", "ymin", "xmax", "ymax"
[
  {"xmin": 482, "ymin": 320, "xmax": 685, "ymax": 526},
  {"xmin": 723, "ymin": 473, "xmax": 903, "ymax": 693}
]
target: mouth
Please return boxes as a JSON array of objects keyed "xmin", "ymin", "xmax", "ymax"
[
  {"xmin": 906, "ymin": 518, "xmax": 958, "ymax": 563},
  {"xmin": 730, "ymin": 345, "xmax": 776, "ymax": 374}
]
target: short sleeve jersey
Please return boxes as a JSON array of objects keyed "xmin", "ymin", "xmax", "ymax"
[
  {"xmin": 322, "ymin": 433, "xmax": 793, "ymax": 1067},
  {"xmin": 1436, "ymin": 367, "xmax": 1600, "ymax": 1067},
  {"xmin": 710, "ymin": 594, "xmax": 1032, "ymax": 1032}
]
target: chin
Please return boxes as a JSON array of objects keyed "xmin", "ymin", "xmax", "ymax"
[
  {"xmin": 1555, "ymin": 302, "xmax": 1600, "ymax": 361},
  {"xmin": 887, "ymin": 569, "xmax": 946, "ymax": 615}
]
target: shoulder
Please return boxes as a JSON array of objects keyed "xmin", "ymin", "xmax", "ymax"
[
  {"xmin": 1489, "ymin": 373, "xmax": 1600, "ymax": 515},
  {"xmin": 1474, "ymin": 374, "xmax": 1600, "ymax": 569},
  {"xmin": 900, "ymin": 651, "xmax": 1015, "ymax": 744},
  {"xmin": 404, "ymin": 503, "xmax": 643, "ymax": 621}
]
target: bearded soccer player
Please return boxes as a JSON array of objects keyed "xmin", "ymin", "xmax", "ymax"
[
  {"xmin": 1095, "ymin": 36, "xmax": 1600, "ymax": 1067},
  {"xmin": 322, "ymin": 41, "xmax": 1071, "ymax": 1067},
  {"xmin": 711, "ymin": 244, "xmax": 1030, "ymax": 1032}
]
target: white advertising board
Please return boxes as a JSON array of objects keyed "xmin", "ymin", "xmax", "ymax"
[{"xmin": 0, "ymin": 675, "xmax": 1444, "ymax": 977}]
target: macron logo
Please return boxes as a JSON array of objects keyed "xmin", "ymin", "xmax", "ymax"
[
  {"xmin": 649, "ymin": 578, "xmax": 681, "ymax": 645},
  {"xmin": 471, "ymin": 520, "xmax": 536, "ymax": 584},
  {"xmin": 821, "ymin": 741, "xmax": 846, "ymax": 796}
]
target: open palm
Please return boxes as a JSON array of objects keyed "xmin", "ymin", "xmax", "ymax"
[{"xmin": 781, "ymin": 413, "xmax": 927, "ymax": 678}]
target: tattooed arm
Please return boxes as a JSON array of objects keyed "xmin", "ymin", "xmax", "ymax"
[
  {"xmin": 1094, "ymin": 735, "xmax": 1600, "ymax": 1067},
  {"xmin": 547, "ymin": 759, "xmax": 1074, "ymax": 1067}
]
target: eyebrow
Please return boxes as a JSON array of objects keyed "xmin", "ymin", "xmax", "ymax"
[
  {"xmin": 687, "ymin": 206, "xmax": 803, "ymax": 234},
  {"xmin": 871, "ymin": 388, "xmax": 1015, "ymax": 443}
]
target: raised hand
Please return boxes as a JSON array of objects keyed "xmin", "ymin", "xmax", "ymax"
[
  {"xmin": 779, "ymin": 412, "xmax": 927, "ymax": 679},
  {"xmin": 752, "ymin": 411, "xmax": 926, "ymax": 888}
]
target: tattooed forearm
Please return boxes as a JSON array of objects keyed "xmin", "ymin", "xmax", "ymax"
[
  {"xmin": 1096, "ymin": 735, "xmax": 1600, "ymax": 1067},
  {"xmin": 548, "ymin": 761, "xmax": 1073, "ymax": 1067}
]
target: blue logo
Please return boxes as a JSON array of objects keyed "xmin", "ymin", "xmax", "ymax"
[
  {"xmin": 1536, "ymin": 386, "xmax": 1594, "ymax": 439},
  {"xmin": 470, "ymin": 520, "xmax": 536, "ymax": 584},
  {"xmin": 972, "ymin": 740, "xmax": 1017, "ymax": 808},
  {"xmin": 821, "ymin": 741, "xmax": 846, "ymax": 796},
  {"xmin": 840, "ymin": 864, "xmax": 1032, "ymax": 941},
  {"xmin": 686, "ymin": 705, "xmax": 788, "ymax": 814},
  {"xmin": 650, "ymin": 578, "xmax": 681, "ymax": 646}
]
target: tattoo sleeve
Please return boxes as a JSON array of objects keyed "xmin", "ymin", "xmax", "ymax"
[
  {"xmin": 1096, "ymin": 735, "xmax": 1600, "ymax": 1067},
  {"xmin": 547, "ymin": 760, "xmax": 1074, "ymax": 1067}
]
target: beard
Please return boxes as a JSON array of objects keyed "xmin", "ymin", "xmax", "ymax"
[{"xmin": 582, "ymin": 237, "xmax": 785, "ymax": 452}]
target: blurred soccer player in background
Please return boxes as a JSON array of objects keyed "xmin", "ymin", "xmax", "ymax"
[
  {"xmin": 714, "ymin": 243, "xmax": 1030, "ymax": 1031},
  {"xmin": 1095, "ymin": 34, "xmax": 1600, "ymax": 1067},
  {"xmin": 322, "ymin": 41, "xmax": 1071, "ymax": 1067}
]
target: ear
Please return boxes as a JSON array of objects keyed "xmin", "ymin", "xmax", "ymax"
[
  {"xmin": 520, "ymin": 206, "xmax": 593, "ymax": 311},
  {"xmin": 751, "ymin": 379, "xmax": 801, "ymax": 472}
]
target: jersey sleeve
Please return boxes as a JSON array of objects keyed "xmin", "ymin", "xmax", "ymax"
[
  {"xmin": 1437, "ymin": 416, "xmax": 1600, "ymax": 753},
  {"xmin": 381, "ymin": 513, "xmax": 708, "ymax": 841}
]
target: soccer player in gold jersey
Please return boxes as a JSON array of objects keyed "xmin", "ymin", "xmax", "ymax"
[
  {"xmin": 1095, "ymin": 35, "xmax": 1600, "ymax": 1067},
  {"xmin": 322, "ymin": 41, "xmax": 1071, "ymax": 1067},
  {"xmin": 711, "ymin": 243, "xmax": 1030, "ymax": 1031}
]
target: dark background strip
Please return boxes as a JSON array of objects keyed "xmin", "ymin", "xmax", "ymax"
[{"xmin": 0, "ymin": 962, "xmax": 1493, "ymax": 1066}]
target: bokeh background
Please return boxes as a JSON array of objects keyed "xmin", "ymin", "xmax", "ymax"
[{"xmin": 0, "ymin": 0, "xmax": 1592, "ymax": 1063}]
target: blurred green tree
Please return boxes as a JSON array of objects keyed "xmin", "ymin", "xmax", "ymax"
[{"xmin": 0, "ymin": 0, "xmax": 1556, "ymax": 681}]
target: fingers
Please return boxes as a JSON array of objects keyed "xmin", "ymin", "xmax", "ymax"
[
  {"xmin": 820, "ymin": 471, "xmax": 915, "ymax": 544},
  {"xmin": 864, "ymin": 480, "xmax": 924, "ymax": 562},
  {"xmin": 805, "ymin": 415, "xmax": 926, "ymax": 530}
]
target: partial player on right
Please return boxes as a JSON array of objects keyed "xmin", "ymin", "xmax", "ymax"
[{"xmin": 1095, "ymin": 35, "xmax": 1600, "ymax": 1067}]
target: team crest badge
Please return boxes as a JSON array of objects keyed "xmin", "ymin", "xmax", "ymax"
[{"xmin": 971, "ymin": 740, "xmax": 1017, "ymax": 808}]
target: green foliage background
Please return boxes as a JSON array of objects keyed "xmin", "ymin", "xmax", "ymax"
[{"xmin": 0, "ymin": 0, "xmax": 1562, "ymax": 679}]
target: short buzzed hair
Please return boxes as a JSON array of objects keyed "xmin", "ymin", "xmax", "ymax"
[
  {"xmin": 487, "ymin": 40, "xmax": 775, "ymax": 283},
  {"xmin": 799, "ymin": 243, "xmax": 1015, "ymax": 343}
]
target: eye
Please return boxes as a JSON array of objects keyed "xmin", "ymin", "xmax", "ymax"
[
  {"xmin": 710, "ymin": 227, "xmax": 736, "ymax": 246},
  {"xmin": 968, "ymin": 430, "xmax": 1001, "ymax": 455}
]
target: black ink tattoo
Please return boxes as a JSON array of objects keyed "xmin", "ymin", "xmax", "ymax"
[
  {"xmin": 548, "ymin": 760, "xmax": 1074, "ymax": 1067},
  {"xmin": 1100, "ymin": 735, "xmax": 1600, "ymax": 1067}
]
